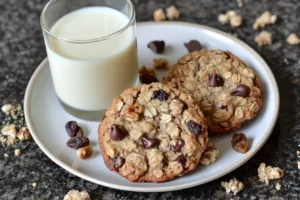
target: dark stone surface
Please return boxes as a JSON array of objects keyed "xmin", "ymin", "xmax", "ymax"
[{"xmin": 0, "ymin": 0, "xmax": 300, "ymax": 199}]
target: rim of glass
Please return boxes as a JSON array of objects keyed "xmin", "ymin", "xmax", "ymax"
[{"xmin": 40, "ymin": 0, "xmax": 136, "ymax": 44}]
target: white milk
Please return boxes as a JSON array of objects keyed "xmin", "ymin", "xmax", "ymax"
[{"xmin": 45, "ymin": 7, "xmax": 138, "ymax": 111}]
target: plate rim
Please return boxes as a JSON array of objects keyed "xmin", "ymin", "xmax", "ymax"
[{"xmin": 24, "ymin": 21, "xmax": 280, "ymax": 192}]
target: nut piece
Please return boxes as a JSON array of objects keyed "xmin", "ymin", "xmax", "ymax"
[
  {"xmin": 15, "ymin": 149, "xmax": 21, "ymax": 156},
  {"xmin": 258, "ymin": 163, "xmax": 284, "ymax": 185},
  {"xmin": 200, "ymin": 143, "xmax": 220, "ymax": 165},
  {"xmin": 64, "ymin": 190, "xmax": 91, "ymax": 200},
  {"xmin": 218, "ymin": 11, "xmax": 242, "ymax": 27},
  {"xmin": 153, "ymin": 58, "xmax": 169, "ymax": 69},
  {"xmin": 166, "ymin": 6, "xmax": 180, "ymax": 20},
  {"xmin": 153, "ymin": 8, "xmax": 166, "ymax": 21},
  {"xmin": 231, "ymin": 133, "xmax": 248, "ymax": 154},
  {"xmin": 253, "ymin": 11, "xmax": 277, "ymax": 30},
  {"xmin": 77, "ymin": 146, "xmax": 93, "ymax": 159},
  {"xmin": 125, "ymin": 104, "xmax": 144, "ymax": 122},
  {"xmin": 221, "ymin": 178, "xmax": 244, "ymax": 195},
  {"xmin": 255, "ymin": 31, "xmax": 272, "ymax": 46},
  {"xmin": 17, "ymin": 127, "xmax": 31, "ymax": 140},
  {"xmin": 287, "ymin": 33, "xmax": 300, "ymax": 45}
]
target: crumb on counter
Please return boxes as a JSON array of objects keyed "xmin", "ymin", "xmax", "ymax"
[
  {"xmin": 218, "ymin": 11, "xmax": 242, "ymax": 27},
  {"xmin": 15, "ymin": 148, "xmax": 21, "ymax": 156},
  {"xmin": 153, "ymin": 9, "xmax": 166, "ymax": 21},
  {"xmin": 166, "ymin": 6, "xmax": 180, "ymax": 20},
  {"xmin": 275, "ymin": 183, "xmax": 281, "ymax": 191},
  {"xmin": 253, "ymin": 11, "xmax": 277, "ymax": 30},
  {"xmin": 255, "ymin": 31, "xmax": 272, "ymax": 46},
  {"xmin": 64, "ymin": 190, "xmax": 91, "ymax": 200},
  {"xmin": 4, "ymin": 153, "xmax": 9, "ymax": 158},
  {"xmin": 258, "ymin": 163, "xmax": 284, "ymax": 185},
  {"xmin": 287, "ymin": 33, "xmax": 300, "ymax": 45},
  {"xmin": 236, "ymin": 0, "xmax": 243, "ymax": 7},
  {"xmin": 32, "ymin": 182, "xmax": 37, "ymax": 189},
  {"xmin": 200, "ymin": 143, "xmax": 220, "ymax": 165},
  {"xmin": 297, "ymin": 161, "xmax": 300, "ymax": 169},
  {"xmin": 153, "ymin": 58, "xmax": 169, "ymax": 69},
  {"xmin": 221, "ymin": 178, "xmax": 244, "ymax": 195}
]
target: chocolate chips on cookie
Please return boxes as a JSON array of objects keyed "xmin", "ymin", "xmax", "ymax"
[
  {"xmin": 98, "ymin": 83, "xmax": 208, "ymax": 182},
  {"xmin": 164, "ymin": 49, "xmax": 263, "ymax": 134}
]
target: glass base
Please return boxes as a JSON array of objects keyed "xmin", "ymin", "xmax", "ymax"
[{"xmin": 58, "ymin": 98, "xmax": 106, "ymax": 121}]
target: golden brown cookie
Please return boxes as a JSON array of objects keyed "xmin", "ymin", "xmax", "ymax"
[
  {"xmin": 98, "ymin": 83, "xmax": 208, "ymax": 182},
  {"xmin": 164, "ymin": 50, "xmax": 263, "ymax": 134}
]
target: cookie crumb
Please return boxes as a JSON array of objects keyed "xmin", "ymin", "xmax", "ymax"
[
  {"xmin": 1, "ymin": 124, "xmax": 17, "ymax": 137},
  {"xmin": 153, "ymin": 9, "xmax": 166, "ymax": 21},
  {"xmin": 218, "ymin": 11, "xmax": 242, "ymax": 27},
  {"xmin": 275, "ymin": 183, "xmax": 281, "ymax": 191},
  {"xmin": 2, "ymin": 104, "xmax": 13, "ymax": 115},
  {"xmin": 255, "ymin": 31, "xmax": 272, "ymax": 46},
  {"xmin": 258, "ymin": 163, "xmax": 284, "ymax": 185},
  {"xmin": 287, "ymin": 33, "xmax": 300, "ymax": 45},
  {"xmin": 15, "ymin": 149, "xmax": 21, "ymax": 156},
  {"xmin": 4, "ymin": 153, "xmax": 9, "ymax": 158},
  {"xmin": 221, "ymin": 178, "xmax": 244, "ymax": 195},
  {"xmin": 297, "ymin": 161, "xmax": 300, "ymax": 169},
  {"xmin": 153, "ymin": 58, "xmax": 169, "ymax": 69},
  {"xmin": 32, "ymin": 182, "xmax": 37, "ymax": 189},
  {"xmin": 64, "ymin": 190, "xmax": 91, "ymax": 200},
  {"xmin": 16, "ymin": 127, "xmax": 31, "ymax": 141},
  {"xmin": 253, "ymin": 11, "xmax": 277, "ymax": 30},
  {"xmin": 166, "ymin": 6, "xmax": 180, "ymax": 20},
  {"xmin": 297, "ymin": 150, "xmax": 300, "ymax": 155},
  {"xmin": 200, "ymin": 143, "xmax": 220, "ymax": 165},
  {"xmin": 236, "ymin": 0, "xmax": 243, "ymax": 7}
]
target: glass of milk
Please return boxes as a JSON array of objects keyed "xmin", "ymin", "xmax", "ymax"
[{"xmin": 40, "ymin": 0, "xmax": 138, "ymax": 118}]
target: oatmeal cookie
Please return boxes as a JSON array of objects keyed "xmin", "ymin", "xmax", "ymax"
[
  {"xmin": 98, "ymin": 83, "xmax": 208, "ymax": 182},
  {"xmin": 164, "ymin": 50, "xmax": 262, "ymax": 134}
]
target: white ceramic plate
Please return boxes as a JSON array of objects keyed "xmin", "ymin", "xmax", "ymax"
[{"xmin": 24, "ymin": 22, "xmax": 279, "ymax": 192}]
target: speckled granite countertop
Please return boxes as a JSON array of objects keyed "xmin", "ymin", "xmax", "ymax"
[{"xmin": 0, "ymin": 0, "xmax": 300, "ymax": 199}]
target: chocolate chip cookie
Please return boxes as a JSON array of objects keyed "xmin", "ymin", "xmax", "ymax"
[
  {"xmin": 164, "ymin": 50, "xmax": 262, "ymax": 134},
  {"xmin": 98, "ymin": 83, "xmax": 208, "ymax": 182}
]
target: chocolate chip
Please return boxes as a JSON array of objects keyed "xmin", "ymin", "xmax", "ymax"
[
  {"xmin": 113, "ymin": 157, "xmax": 125, "ymax": 170},
  {"xmin": 147, "ymin": 40, "xmax": 165, "ymax": 54},
  {"xmin": 209, "ymin": 74, "xmax": 224, "ymax": 87},
  {"xmin": 142, "ymin": 137, "xmax": 160, "ymax": 149},
  {"xmin": 65, "ymin": 121, "xmax": 79, "ymax": 137},
  {"xmin": 231, "ymin": 84, "xmax": 250, "ymax": 97},
  {"xmin": 187, "ymin": 120, "xmax": 202, "ymax": 135},
  {"xmin": 110, "ymin": 125, "xmax": 128, "ymax": 141},
  {"xmin": 152, "ymin": 89, "xmax": 169, "ymax": 101},
  {"xmin": 139, "ymin": 74, "xmax": 158, "ymax": 84},
  {"xmin": 175, "ymin": 155, "xmax": 187, "ymax": 168},
  {"xmin": 184, "ymin": 40, "xmax": 202, "ymax": 53},
  {"xmin": 171, "ymin": 139, "xmax": 185, "ymax": 152},
  {"xmin": 66, "ymin": 137, "xmax": 90, "ymax": 149}
]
